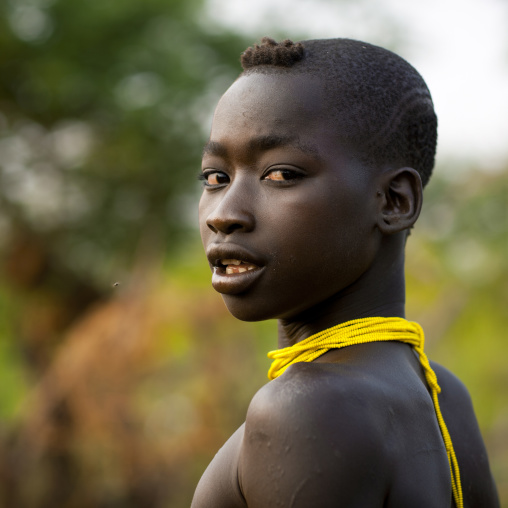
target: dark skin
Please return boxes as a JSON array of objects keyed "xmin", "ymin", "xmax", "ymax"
[{"xmin": 192, "ymin": 73, "xmax": 499, "ymax": 507}]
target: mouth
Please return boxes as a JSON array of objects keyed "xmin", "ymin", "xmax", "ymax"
[
  {"xmin": 217, "ymin": 259, "xmax": 258, "ymax": 275},
  {"xmin": 207, "ymin": 245, "xmax": 265, "ymax": 295}
]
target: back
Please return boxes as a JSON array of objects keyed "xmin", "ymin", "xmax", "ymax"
[
  {"xmin": 193, "ymin": 342, "xmax": 499, "ymax": 507},
  {"xmin": 430, "ymin": 361, "xmax": 499, "ymax": 508}
]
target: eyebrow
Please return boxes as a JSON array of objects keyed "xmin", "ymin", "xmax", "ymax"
[
  {"xmin": 202, "ymin": 134, "xmax": 321, "ymax": 160},
  {"xmin": 202, "ymin": 140, "xmax": 228, "ymax": 158}
]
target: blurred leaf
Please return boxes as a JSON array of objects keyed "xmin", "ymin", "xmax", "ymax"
[{"xmin": 0, "ymin": 0, "xmax": 249, "ymax": 284}]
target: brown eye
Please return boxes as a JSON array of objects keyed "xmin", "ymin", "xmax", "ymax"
[
  {"xmin": 264, "ymin": 169, "xmax": 300, "ymax": 181},
  {"xmin": 202, "ymin": 171, "xmax": 229, "ymax": 186}
]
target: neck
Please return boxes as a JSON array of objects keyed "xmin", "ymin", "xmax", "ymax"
[{"xmin": 278, "ymin": 238, "xmax": 407, "ymax": 348}]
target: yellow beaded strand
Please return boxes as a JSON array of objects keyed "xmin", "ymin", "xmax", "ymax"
[{"xmin": 267, "ymin": 317, "xmax": 463, "ymax": 508}]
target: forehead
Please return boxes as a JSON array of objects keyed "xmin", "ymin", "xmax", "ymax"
[
  {"xmin": 208, "ymin": 73, "xmax": 331, "ymax": 155},
  {"xmin": 216, "ymin": 72, "xmax": 325, "ymax": 120}
]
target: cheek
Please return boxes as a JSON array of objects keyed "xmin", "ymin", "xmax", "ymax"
[
  {"xmin": 268, "ymin": 184, "xmax": 371, "ymax": 249},
  {"xmin": 268, "ymin": 188, "xmax": 376, "ymax": 281}
]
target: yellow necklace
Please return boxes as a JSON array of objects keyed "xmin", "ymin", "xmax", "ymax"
[{"xmin": 267, "ymin": 316, "xmax": 463, "ymax": 508}]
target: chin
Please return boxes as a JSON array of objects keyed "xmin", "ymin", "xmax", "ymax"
[
  {"xmin": 221, "ymin": 291, "xmax": 292, "ymax": 322},
  {"xmin": 221, "ymin": 291, "xmax": 319, "ymax": 323},
  {"xmin": 221, "ymin": 295, "xmax": 268, "ymax": 322}
]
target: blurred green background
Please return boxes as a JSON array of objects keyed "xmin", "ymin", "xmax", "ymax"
[{"xmin": 0, "ymin": 0, "xmax": 506, "ymax": 506}]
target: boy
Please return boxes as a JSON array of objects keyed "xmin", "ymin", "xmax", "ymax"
[{"xmin": 192, "ymin": 38, "xmax": 499, "ymax": 507}]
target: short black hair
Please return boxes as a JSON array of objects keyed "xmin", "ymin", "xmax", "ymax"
[{"xmin": 240, "ymin": 37, "xmax": 437, "ymax": 187}]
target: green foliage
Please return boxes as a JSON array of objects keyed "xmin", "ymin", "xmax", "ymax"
[
  {"xmin": 0, "ymin": 0, "xmax": 249, "ymax": 284},
  {"xmin": 0, "ymin": 282, "xmax": 28, "ymax": 423}
]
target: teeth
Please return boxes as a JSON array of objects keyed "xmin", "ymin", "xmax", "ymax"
[
  {"xmin": 220, "ymin": 258, "xmax": 258, "ymax": 275},
  {"xmin": 225, "ymin": 265, "xmax": 257, "ymax": 275},
  {"xmin": 222, "ymin": 259, "xmax": 241, "ymax": 265}
]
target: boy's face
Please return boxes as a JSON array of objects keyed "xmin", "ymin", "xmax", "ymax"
[{"xmin": 199, "ymin": 72, "xmax": 380, "ymax": 322}]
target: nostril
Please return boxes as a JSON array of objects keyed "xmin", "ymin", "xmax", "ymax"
[
  {"xmin": 227, "ymin": 223, "xmax": 244, "ymax": 233},
  {"xmin": 207, "ymin": 222, "xmax": 218, "ymax": 233},
  {"xmin": 207, "ymin": 220, "xmax": 245, "ymax": 234},
  {"xmin": 206, "ymin": 211, "xmax": 255, "ymax": 235}
]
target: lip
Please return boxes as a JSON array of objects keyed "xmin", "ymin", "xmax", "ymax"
[{"xmin": 206, "ymin": 243, "xmax": 266, "ymax": 295}]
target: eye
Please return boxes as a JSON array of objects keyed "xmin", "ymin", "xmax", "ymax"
[
  {"xmin": 263, "ymin": 168, "xmax": 302, "ymax": 182},
  {"xmin": 199, "ymin": 171, "xmax": 230, "ymax": 187}
]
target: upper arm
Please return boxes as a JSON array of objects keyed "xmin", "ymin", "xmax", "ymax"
[
  {"xmin": 192, "ymin": 424, "xmax": 247, "ymax": 508},
  {"xmin": 238, "ymin": 369, "xmax": 390, "ymax": 508}
]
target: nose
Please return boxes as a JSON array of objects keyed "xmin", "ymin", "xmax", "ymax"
[{"xmin": 205, "ymin": 189, "xmax": 255, "ymax": 235}]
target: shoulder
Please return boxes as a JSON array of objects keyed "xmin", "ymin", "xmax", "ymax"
[
  {"xmin": 431, "ymin": 361, "xmax": 500, "ymax": 507},
  {"xmin": 247, "ymin": 361, "xmax": 392, "ymax": 433},
  {"xmin": 238, "ymin": 363, "xmax": 392, "ymax": 507},
  {"xmin": 431, "ymin": 361, "xmax": 472, "ymax": 404}
]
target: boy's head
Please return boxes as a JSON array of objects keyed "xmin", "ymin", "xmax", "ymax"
[
  {"xmin": 240, "ymin": 37, "xmax": 437, "ymax": 187},
  {"xmin": 199, "ymin": 38, "xmax": 436, "ymax": 322}
]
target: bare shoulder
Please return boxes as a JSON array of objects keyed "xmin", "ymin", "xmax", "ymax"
[
  {"xmin": 239, "ymin": 362, "xmax": 395, "ymax": 508},
  {"xmin": 246, "ymin": 361, "xmax": 395, "ymax": 433},
  {"xmin": 431, "ymin": 362, "xmax": 500, "ymax": 507},
  {"xmin": 239, "ymin": 358, "xmax": 500, "ymax": 508},
  {"xmin": 193, "ymin": 359, "xmax": 499, "ymax": 508}
]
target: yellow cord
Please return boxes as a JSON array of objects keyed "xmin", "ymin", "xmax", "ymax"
[{"xmin": 267, "ymin": 317, "xmax": 463, "ymax": 508}]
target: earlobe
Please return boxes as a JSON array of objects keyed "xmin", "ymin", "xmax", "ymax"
[{"xmin": 376, "ymin": 167, "xmax": 423, "ymax": 235}]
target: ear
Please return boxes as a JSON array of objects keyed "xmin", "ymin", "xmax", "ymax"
[{"xmin": 376, "ymin": 167, "xmax": 423, "ymax": 235}]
